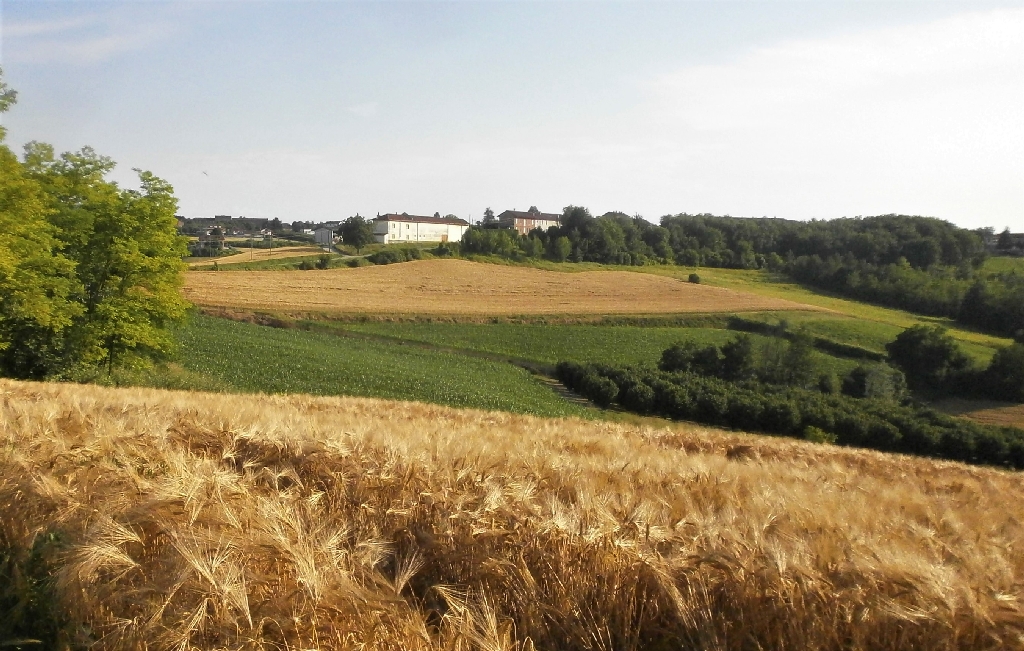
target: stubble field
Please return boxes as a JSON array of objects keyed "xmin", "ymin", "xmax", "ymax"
[
  {"xmin": 187, "ymin": 245, "xmax": 325, "ymax": 267},
  {"xmin": 183, "ymin": 259, "xmax": 820, "ymax": 315},
  {"xmin": 1, "ymin": 379, "xmax": 1020, "ymax": 649}
]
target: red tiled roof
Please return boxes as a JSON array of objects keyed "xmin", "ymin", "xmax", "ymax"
[{"xmin": 375, "ymin": 214, "xmax": 469, "ymax": 226}]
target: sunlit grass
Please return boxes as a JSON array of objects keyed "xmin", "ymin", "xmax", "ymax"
[{"xmin": 175, "ymin": 315, "xmax": 590, "ymax": 417}]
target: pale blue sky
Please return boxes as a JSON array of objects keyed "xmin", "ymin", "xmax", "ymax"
[{"xmin": 2, "ymin": 1, "xmax": 1022, "ymax": 229}]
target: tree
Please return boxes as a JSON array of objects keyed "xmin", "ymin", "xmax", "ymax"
[
  {"xmin": 720, "ymin": 335, "xmax": 756, "ymax": 381},
  {"xmin": 340, "ymin": 214, "xmax": 374, "ymax": 253},
  {"xmin": 985, "ymin": 343, "xmax": 1024, "ymax": 402},
  {"xmin": 548, "ymin": 236, "xmax": 571, "ymax": 262},
  {"xmin": 997, "ymin": 228, "xmax": 1013, "ymax": 251},
  {"xmin": 23, "ymin": 142, "xmax": 190, "ymax": 374},
  {"xmin": 481, "ymin": 207, "xmax": 496, "ymax": 225},
  {"xmin": 781, "ymin": 329, "xmax": 817, "ymax": 387},
  {"xmin": 885, "ymin": 325, "xmax": 972, "ymax": 392},
  {"xmin": 0, "ymin": 75, "xmax": 79, "ymax": 378}
]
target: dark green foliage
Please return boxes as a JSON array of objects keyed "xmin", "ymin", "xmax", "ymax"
[
  {"xmin": 886, "ymin": 325, "xmax": 972, "ymax": 392},
  {"xmin": 841, "ymin": 364, "xmax": 907, "ymax": 401},
  {"xmin": 339, "ymin": 215, "xmax": 374, "ymax": 253},
  {"xmin": 367, "ymin": 246, "xmax": 427, "ymax": 265},
  {"xmin": 0, "ymin": 529, "xmax": 70, "ymax": 645},
  {"xmin": 659, "ymin": 341, "xmax": 720, "ymax": 375},
  {"xmin": 688, "ymin": 273, "xmax": 700, "ymax": 284},
  {"xmin": 719, "ymin": 334, "xmax": 757, "ymax": 381},
  {"xmin": 984, "ymin": 343, "xmax": 1024, "ymax": 402},
  {"xmin": 555, "ymin": 361, "xmax": 1024, "ymax": 469},
  {"xmin": 818, "ymin": 373, "xmax": 841, "ymax": 395},
  {"xmin": 657, "ymin": 213, "xmax": 1023, "ymax": 338}
]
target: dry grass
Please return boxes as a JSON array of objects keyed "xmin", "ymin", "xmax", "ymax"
[
  {"xmin": 932, "ymin": 398, "xmax": 1024, "ymax": 430},
  {"xmin": 1, "ymin": 379, "xmax": 1021, "ymax": 649},
  {"xmin": 183, "ymin": 259, "xmax": 819, "ymax": 315},
  {"xmin": 187, "ymin": 246, "xmax": 325, "ymax": 267}
]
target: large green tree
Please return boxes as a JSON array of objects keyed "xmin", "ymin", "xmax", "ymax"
[
  {"xmin": 339, "ymin": 214, "xmax": 374, "ymax": 253},
  {"xmin": 23, "ymin": 143, "xmax": 190, "ymax": 372},
  {"xmin": 0, "ymin": 73, "xmax": 79, "ymax": 378},
  {"xmin": 885, "ymin": 325, "xmax": 972, "ymax": 392}
]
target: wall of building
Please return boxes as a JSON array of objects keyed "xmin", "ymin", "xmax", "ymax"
[{"xmin": 373, "ymin": 221, "xmax": 468, "ymax": 244}]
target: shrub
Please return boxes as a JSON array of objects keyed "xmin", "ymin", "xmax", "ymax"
[
  {"xmin": 688, "ymin": 273, "xmax": 701, "ymax": 284},
  {"xmin": 579, "ymin": 373, "xmax": 619, "ymax": 408},
  {"xmin": 804, "ymin": 426, "xmax": 837, "ymax": 444}
]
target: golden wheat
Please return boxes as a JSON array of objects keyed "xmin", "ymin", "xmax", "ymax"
[
  {"xmin": 932, "ymin": 398, "xmax": 1024, "ymax": 430},
  {"xmin": 187, "ymin": 245, "xmax": 326, "ymax": 267},
  {"xmin": 1, "ymin": 378, "xmax": 1021, "ymax": 649},
  {"xmin": 183, "ymin": 258, "xmax": 819, "ymax": 315}
]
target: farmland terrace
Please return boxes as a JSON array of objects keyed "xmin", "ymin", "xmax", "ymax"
[{"xmin": 183, "ymin": 258, "xmax": 821, "ymax": 316}]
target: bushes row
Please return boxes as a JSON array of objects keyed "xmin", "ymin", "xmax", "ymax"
[
  {"xmin": 366, "ymin": 246, "xmax": 432, "ymax": 265},
  {"xmin": 556, "ymin": 361, "xmax": 1024, "ymax": 468}
]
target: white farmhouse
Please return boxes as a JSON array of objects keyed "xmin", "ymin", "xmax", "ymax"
[{"xmin": 373, "ymin": 213, "xmax": 470, "ymax": 245}]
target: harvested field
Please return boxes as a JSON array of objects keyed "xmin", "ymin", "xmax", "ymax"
[
  {"xmin": 933, "ymin": 398, "xmax": 1024, "ymax": 429},
  {"xmin": 184, "ymin": 258, "xmax": 818, "ymax": 315},
  {"xmin": 1, "ymin": 379, "xmax": 1021, "ymax": 649},
  {"xmin": 187, "ymin": 245, "xmax": 324, "ymax": 267}
]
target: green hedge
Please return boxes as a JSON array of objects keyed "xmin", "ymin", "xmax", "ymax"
[{"xmin": 556, "ymin": 361, "xmax": 1024, "ymax": 469}]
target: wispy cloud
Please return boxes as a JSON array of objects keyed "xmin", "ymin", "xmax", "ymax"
[
  {"xmin": 3, "ymin": 4, "xmax": 202, "ymax": 66},
  {"xmin": 3, "ymin": 16, "xmax": 94, "ymax": 38}
]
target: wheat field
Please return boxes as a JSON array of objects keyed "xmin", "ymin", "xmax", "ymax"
[
  {"xmin": 933, "ymin": 398, "xmax": 1024, "ymax": 430},
  {"xmin": 183, "ymin": 259, "xmax": 819, "ymax": 315},
  {"xmin": 1, "ymin": 378, "xmax": 1020, "ymax": 649},
  {"xmin": 187, "ymin": 245, "xmax": 325, "ymax": 267}
]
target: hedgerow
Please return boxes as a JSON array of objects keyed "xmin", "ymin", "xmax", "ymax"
[{"xmin": 556, "ymin": 361, "xmax": 1024, "ymax": 468}]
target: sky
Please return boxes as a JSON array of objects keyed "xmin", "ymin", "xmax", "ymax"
[{"xmin": 2, "ymin": 1, "xmax": 1022, "ymax": 230}]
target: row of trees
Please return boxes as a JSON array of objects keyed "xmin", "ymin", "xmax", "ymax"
[
  {"xmin": 557, "ymin": 359, "xmax": 1024, "ymax": 468},
  {"xmin": 885, "ymin": 325, "xmax": 1024, "ymax": 402},
  {"xmin": 0, "ymin": 73, "xmax": 188, "ymax": 379}
]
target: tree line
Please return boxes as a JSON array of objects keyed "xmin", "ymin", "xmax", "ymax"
[
  {"xmin": 557, "ymin": 327, "xmax": 1024, "ymax": 468},
  {"xmin": 458, "ymin": 208, "xmax": 1023, "ymax": 339},
  {"xmin": 0, "ymin": 72, "xmax": 188, "ymax": 379}
]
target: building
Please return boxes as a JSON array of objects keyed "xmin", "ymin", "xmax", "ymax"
[
  {"xmin": 314, "ymin": 224, "xmax": 340, "ymax": 246},
  {"xmin": 189, "ymin": 228, "xmax": 226, "ymax": 256},
  {"xmin": 496, "ymin": 208, "xmax": 561, "ymax": 235},
  {"xmin": 373, "ymin": 213, "xmax": 470, "ymax": 244}
]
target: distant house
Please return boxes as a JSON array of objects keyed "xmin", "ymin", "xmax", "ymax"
[
  {"xmin": 983, "ymin": 231, "xmax": 1024, "ymax": 256},
  {"xmin": 496, "ymin": 208, "xmax": 561, "ymax": 235},
  {"xmin": 373, "ymin": 213, "xmax": 470, "ymax": 244},
  {"xmin": 314, "ymin": 226, "xmax": 337, "ymax": 246},
  {"xmin": 189, "ymin": 228, "xmax": 226, "ymax": 256}
]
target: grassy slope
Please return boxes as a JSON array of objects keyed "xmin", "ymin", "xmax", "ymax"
[
  {"xmin": 467, "ymin": 256, "xmax": 1010, "ymax": 363},
  {"xmin": 1, "ymin": 379, "xmax": 1020, "ymax": 649},
  {"xmin": 175, "ymin": 314, "xmax": 589, "ymax": 418},
  {"xmin": 330, "ymin": 321, "xmax": 861, "ymax": 377}
]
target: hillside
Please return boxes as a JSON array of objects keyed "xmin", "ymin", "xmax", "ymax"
[
  {"xmin": 183, "ymin": 258, "xmax": 819, "ymax": 315},
  {"xmin": 2, "ymin": 379, "xmax": 1021, "ymax": 649}
]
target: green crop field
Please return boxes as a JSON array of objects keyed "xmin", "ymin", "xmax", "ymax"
[
  {"xmin": 327, "ymin": 321, "xmax": 862, "ymax": 378},
  {"xmin": 174, "ymin": 315, "xmax": 590, "ymax": 417},
  {"xmin": 981, "ymin": 256, "xmax": 1024, "ymax": 274},
  {"xmin": 445, "ymin": 257, "xmax": 1013, "ymax": 358}
]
